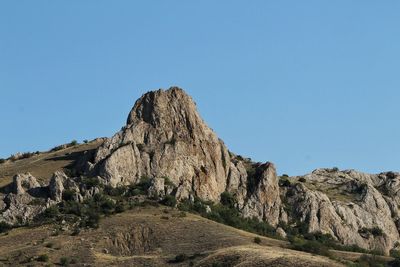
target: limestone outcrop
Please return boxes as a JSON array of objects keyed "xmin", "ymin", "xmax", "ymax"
[
  {"xmin": 1, "ymin": 87, "xmax": 400, "ymax": 255},
  {"xmin": 284, "ymin": 169, "xmax": 400, "ymax": 254},
  {"xmin": 89, "ymin": 88, "xmax": 282, "ymax": 224}
]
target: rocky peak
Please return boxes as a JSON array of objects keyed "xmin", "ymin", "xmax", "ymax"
[{"xmin": 126, "ymin": 87, "xmax": 209, "ymax": 141}]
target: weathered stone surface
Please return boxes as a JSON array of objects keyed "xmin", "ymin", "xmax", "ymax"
[
  {"xmin": 285, "ymin": 169, "xmax": 400, "ymax": 254},
  {"xmin": 92, "ymin": 88, "xmax": 233, "ymax": 202},
  {"xmin": 12, "ymin": 173, "xmax": 41, "ymax": 195},
  {"xmin": 0, "ymin": 193, "xmax": 46, "ymax": 225},
  {"xmin": 241, "ymin": 163, "xmax": 281, "ymax": 227},
  {"xmin": 147, "ymin": 178, "xmax": 165, "ymax": 199},
  {"xmin": 3, "ymin": 87, "xmax": 400, "ymax": 255},
  {"xmin": 49, "ymin": 171, "xmax": 67, "ymax": 201}
]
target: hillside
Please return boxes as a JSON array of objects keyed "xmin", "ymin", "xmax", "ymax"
[
  {"xmin": 1, "ymin": 87, "xmax": 400, "ymax": 267},
  {"xmin": 0, "ymin": 205, "xmax": 343, "ymax": 267}
]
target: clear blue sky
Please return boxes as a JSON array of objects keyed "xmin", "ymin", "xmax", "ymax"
[{"xmin": 1, "ymin": 1, "xmax": 399, "ymax": 176}]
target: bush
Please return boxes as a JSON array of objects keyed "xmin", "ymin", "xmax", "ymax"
[
  {"xmin": 83, "ymin": 139, "xmax": 89, "ymax": 144},
  {"xmin": 62, "ymin": 189, "xmax": 76, "ymax": 201},
  {"xmin": 81, "ymin": 177, "xmax": 100, "ymax": 189},
  {"xmin": 45, "ymin": 242, "xmax": 54, "ymax": 248},
  {"xmin": 104, "ymin": 185, "xmax": 126, "ymax": 197},
  {"xmin": 358, "ymin": 227, "xmax": 384, "ymax": 238},
  {"xmin": 37, "ymin": 254, "xmax": 49, "ymax": 262},
  {"xmin": 60, "ymin": 257, "xmax": 70, "ymax": 266},
  {"xmin": 0, "ymin": 222, "xmax": 12, "ymax": 233},
  {"xmin": 42, "ymin": 205, "xmax": 60, "ymax": 219},
  {"xmin": 115, "ymin": 201, "xmax": 126, "ymax": 213},
  {"xmin": 70, "ymin": 140, "xmax": 78, "ymax": 146},
  {"xmin": 126, "ymin": 177, "xmax": 152, "ymax": 197},
  {"xmin": 161, "ymin": 195, "xmax": 177, "ymax": 207},
  {"xmin": 298, "ymin": 177, "xmax": 306, "ymax": 183},
  {"xmin": 220, "ymin": 191, "xmax": 236, "ymax": 208},
  {"xmin": 279, "ymin": 178, "xmax": 291, "ymax": 187},
  {"xmin": 289, "ymin": 236, "xmax": 330, "ymax": 257},
  {"xmin": 353, "ymin": 254, "xmax": 387, "ymax": 267},
  {"xmin": 371, "ymin": 226, "xmax": 384, "ymax": 237},
  {"xmin": 170, "ymin": 254, "xmax": 187, "ymax": 263},
  {"xmin": 254, "ymin": 237, "xmax": 262, "ymax": 244},
  {"xmin": 0, "ymin": 158, "xmax": 5, "ymax": 164}
]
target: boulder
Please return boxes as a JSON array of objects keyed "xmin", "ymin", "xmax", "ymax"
[{"xmin": 12, "ymin": 173, "xmax": 41, "ymax": 195}]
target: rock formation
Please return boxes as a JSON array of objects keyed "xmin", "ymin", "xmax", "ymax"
[
  {"xmin": 1, "ymin": 87, "xmax": 400, "ymax": 255},
  {"xmin": 87, "ymin": 87, "xmax": 282, "ymax": 224}
]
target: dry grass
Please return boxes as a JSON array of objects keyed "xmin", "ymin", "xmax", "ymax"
[
  {"xmin": 0, "ymin": 139, "xmax": 103, "ymax": 187},
  {"xmin": 0, "ymin": 206, "xmax": 347, "ymax": 267}
]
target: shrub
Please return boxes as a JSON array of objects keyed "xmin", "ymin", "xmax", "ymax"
[
  {"xmin": 70, "ymin": 140, "xmax": 78, "ymax": 146},
  {"xmin": 354, "ymin": 254, "xmax": 387, "ymax": 267},
  {"xmin": 60, "ymin": 257, "xmax": 70, "ymax": 266},
  {"xmin": 298, "ymin": 177, "xmax": 306, "ymax": 183},
  {"xmin": 83, "ymin": 208, "xmax": 100, "ymax": 228},
  {"xmin": 115, "ymin": 202, "xmax": 126, "ymax": 213},
  {"xmin": 391, "ymin": 249, "xmax": 400, "ymax": 259},
  {"xmin": 289, "ymin": 236, "xmax": 330, "ymax": 257},
  {"xmin": 279, "ymin": 178, "xmax": 291, "ymax": 187},
  {"xmin": 126, "ymin": 177, "xmax": 152, "ymax": 196},
  {"xmin": 161, "ymin": 195, "xmax": 177, "ymax": 207},
  {"xmin": 0, "ymin": 222, "xmax": 12, "ymax": 233},
  {"xmin": 170, "ymin": 254, "xmax": 187, "ymax": 263},
  {"xmin": 358, "ymin": 227, "xmax": 384, "ymax": 238},
  {"xmin": 0, "ymin": 158, "xmax": 5, "ymax": 164},
  {"xmin": 104, "ymin": 185, "xmax": 126, "ymax": 197},
  {"xmin": 254, "ymin": 237, "xmax": 262, "ymax": 244},
  {"xmin": 163, "ymin": 177, "xmax": 175, "ymax": 187},
  {"xmin": 220, "ymin": 191, "xmax": 236, "ymax": 208},
  {"xmin": 81, "ymin": 177, "xmax": 100, "ymax": 189},
  {"xmin": 100, "ymin": 198, "xmax": 116, "ymax": 215},
  {"xmin": 37, "ymin": 254, "xmax": 49, "ymax": 262},
  {"xmin": 371, "ymin": 226, "xmax": 384, "ymax": 237},
  {"xmin": 62, "ymin": 189, "xmax": 76, "ymax": 201},
  {"xmin": 45, "ymin": 242, "xmax": 54, "ymax": 248},
  {"xmin": 83, "ymin": 139, "xmax": 89, "ymax": 144},
  {"xmin": 29, "ymin": 198, "xmax": 46, "ymax": 206}
]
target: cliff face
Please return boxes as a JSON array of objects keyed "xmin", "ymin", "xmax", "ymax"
[
  {"xmin": 283, "ymin": 169, "xmax": 400, "ymax": 254},
  {"xmin": 86, "ymin": 87, "xmax": 400, "ymax": 254},
  {"xmin": 88, "ymin": 87, "xmax": 282, "ymax": 226},
  {"xmin": 1, "ymin": 87, "xmax": 399, "ymax": 255}
]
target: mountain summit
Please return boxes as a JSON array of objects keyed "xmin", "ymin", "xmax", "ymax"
[
  {"xmin": 88, "ymin": 87, "xmax": 281, "ymax": 224},
  {"xmin": 0, "ymin": 87, "xmax": 400, "ymax": 260}
]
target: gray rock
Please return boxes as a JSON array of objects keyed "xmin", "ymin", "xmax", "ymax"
[
  {"xmin": 12, "ymin": 173, "xmax": 41, "ymax": 195},
  {"xmin": 276, "ymin": 227, "xmax": 287, "ymax": 239},
  {"xmin": 147, "ymin": 178, "xmax": 165, "ymax": 199}
]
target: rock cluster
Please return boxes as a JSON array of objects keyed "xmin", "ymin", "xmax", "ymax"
[
  {"xmin": 1, "ymin": 87, "xmax": 400, "ymax": 255},
  {"xmin": 0, "ymin": 171, "xmax": 100, "ymax": 225}
]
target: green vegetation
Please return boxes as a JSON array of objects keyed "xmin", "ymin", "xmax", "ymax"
[
  {"xmin": 45, "ymin": 242, "xmax": 54, "ymax": 248},
  {"xmin": 37, "ymin": 254, "xmax": 49, "ymax": 262},
  {"xmin": 161, "ymin": 195, "xmax": 177, "ymax": 207},
  {"xmin": 70, "ymin": 140, "xmax": 78, "ymax": 146},
  {"xmin": 50, "ymin": 140, "xmax": 79, "ymax": 152},
  {"xmin": 298, "ymin": 177, "xmax": 306, "ymax": 183},
  {"xmin": 279, "ymin": 176, "xmax": 291, "ymax": 187},
  {"xmin": 60, "ymin": 257, "xmax": 70, "ymax": 266},
  {"xmin": 0, "ymin": 158, "xmax": 6, "ymax": 164},
  {"xmin": 0, "ymin": 222, "xmax": 12, "ymax": 233},
  {"xmin": 358, "ymin": 227, "xmax": 384, "ymax": 238},
  {"xmin": 81, "ymin": 177, "xmax": 100, "ymax": 189},
  {"xmin": 254, "ymin": 237, "xmax": 262, "ymax": 244},
  {"xmin": 178, "ymin": 192, "xmax": 278, "ymax": 239},
  {"xmin": 169, "ymin": 254, "xmax": 188, "ymax": 263}
]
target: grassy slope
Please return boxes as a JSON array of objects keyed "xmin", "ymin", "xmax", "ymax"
[
  {"xmin": 0, "ymin": 139, "xmax": 103, "ymax": 187},
  {"xmin": 0, "ymin": 206, "xmax": 344, "ymax": 267}
]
